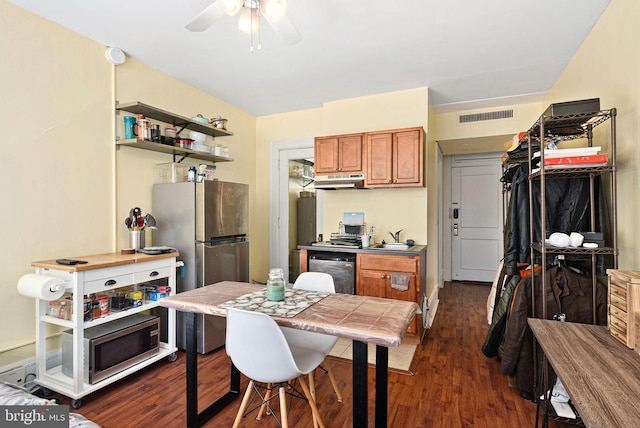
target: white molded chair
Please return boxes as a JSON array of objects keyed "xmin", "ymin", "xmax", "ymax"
[
  {"xmin": 281, "ymin": 272, "xmax": 343, "ymax": 406},
  {"xmin": 225, "ymin": 307, "xmax": 326, "ymax": 428}
]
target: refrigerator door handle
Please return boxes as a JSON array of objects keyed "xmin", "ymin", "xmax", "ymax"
[{"xmin": 201, "ymin": 236, "xmax": 247, "ymax": 246}]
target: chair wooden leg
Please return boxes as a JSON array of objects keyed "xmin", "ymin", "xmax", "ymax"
[
  {"xmin": 279, "ymin": 384, "xmax": 289, "ymax": 428},
  {"xmin": 324, "ymin": 360, "xmax": 343, "ymax": 402},
  {"xmin": 256, "ymin": 382, "xmax": 272, "ymax": 420},
  {"xmin": 299, "ymin": 376, "xmax": 325, "ymax": 428},
  {"xmin": 233, "ymin": 380, "xmax": 255, "ymax": 428},
  {"xmin": 308, "ymin": 372, "xmax": 319, "ymax": 428}
]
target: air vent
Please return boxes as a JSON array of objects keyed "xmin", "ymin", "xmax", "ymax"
[{"xmin": 459, "ymin": 109, "xmax": 514, "ymax": 123}]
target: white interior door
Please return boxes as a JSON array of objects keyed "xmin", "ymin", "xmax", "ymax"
[
  {"xmin": 451, "ymin": 156, "xmax": 503, "ymax": 282},
  {"xmin": 269, "ymin": 137, "xmax": 315, "ymax": 280}
]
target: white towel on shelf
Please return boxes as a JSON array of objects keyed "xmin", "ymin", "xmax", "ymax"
[{"xmin": 390, "ymin": 273, "xmax": 410, "ymax": 291}]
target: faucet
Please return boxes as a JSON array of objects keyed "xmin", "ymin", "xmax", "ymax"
[{"xmin": 388, "ymin": 229, "xmax": 403, "ymax": 243}]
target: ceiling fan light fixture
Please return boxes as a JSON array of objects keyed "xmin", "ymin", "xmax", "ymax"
[
  {"xmin": 222, "ymin": 0, "xmax": 244, "ymax": 16},
  {"xmin": 238, "ymin": 6, "xmax": 260, "ymax": 33},
  {"xmin": 260, "ymin": 0, "xmax": 287, "ymax": 22}
]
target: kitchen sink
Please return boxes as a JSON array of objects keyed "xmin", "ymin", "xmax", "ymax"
[{"xmin": 383, "ymin": 243, "xmax": 410, "ymax": 250}]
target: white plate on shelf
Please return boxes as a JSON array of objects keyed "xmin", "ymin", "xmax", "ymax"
[
  {"xmin": 191, "ymin": 143, "xmax": 211, "ymax": 153},
  {"xmin": 189, "ymin": 131, "xmax": 206, "ymax": 144}
]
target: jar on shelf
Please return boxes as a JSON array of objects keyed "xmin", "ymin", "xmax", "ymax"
[
  {"xmin": 48, "ymin": 300, "xmax": 61, "ymax": 318},
  {"xmin": 267, "ymin": 268, "xmax": 285, "ymax": 302},
  {"xmin": 84, "ymin": 296, "xmax": 92, "ymax": 321},
  {"xmin": 165, "ymin": 126, "xmax": 177, "ymax": 146},
  {"xmin": 59, "ymin": 299, "xmax": 72, "ymax": 320},
  {"xmin": 98, "ymin": 295, "xmax": 109, "ymax": 317}
]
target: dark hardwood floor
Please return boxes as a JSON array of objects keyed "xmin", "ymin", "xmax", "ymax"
[{"xmin": 53, "ymin": 281, "xmax": 558, "ymax": 427}]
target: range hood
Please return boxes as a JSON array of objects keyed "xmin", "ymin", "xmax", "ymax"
[{"xmin": 314, "ymin": 173, "xmax": 365, "ymax": 189}]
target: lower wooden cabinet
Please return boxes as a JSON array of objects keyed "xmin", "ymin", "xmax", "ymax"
[{"xmin": 357, "ymin": 253, "xmax": 420, "ymax": 335}]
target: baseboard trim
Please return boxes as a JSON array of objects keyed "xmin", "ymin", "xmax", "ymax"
[
  {"xmin": 426, "ymin": 287, "xmax": 439, "ymax": 329},
  {"xmin": 0, "ymin": 349, "xmax": 61, "ymax": 391}
]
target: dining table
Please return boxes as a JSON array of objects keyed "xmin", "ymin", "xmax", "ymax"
[{"xmin": 159, "ymin": 281, "xmax": 420, "ymax": 428}]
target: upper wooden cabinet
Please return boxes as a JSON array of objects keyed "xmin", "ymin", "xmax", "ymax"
[
  {"xmin": 365, "ymin": 127, "xmax": 424, "ymax": 188},
  {"xmin": 314, "ymin": 133, "xmax": 363, "ymax": 175}
]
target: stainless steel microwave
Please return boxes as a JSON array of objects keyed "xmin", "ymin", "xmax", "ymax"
[{"xmin": 62, "ymin": 314, "xmax": 160, "ymax": 384}]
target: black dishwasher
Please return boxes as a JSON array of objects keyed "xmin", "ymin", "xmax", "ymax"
[{"xmin": 308, "ymin": 253, "xmax": 356, "ymax": 294}]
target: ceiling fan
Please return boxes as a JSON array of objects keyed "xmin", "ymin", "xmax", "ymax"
[{"xmin": 185, "ymin": 0, "xmax": 302, "ymax": 46}]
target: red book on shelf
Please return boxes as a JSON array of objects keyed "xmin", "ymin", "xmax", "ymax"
[{"xmin": 543, "ymin": 154, "xmax": 608, "ymax": 168}]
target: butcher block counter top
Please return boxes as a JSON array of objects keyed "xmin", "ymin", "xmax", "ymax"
[{"xmin": 31, "ymin": 251, "xmax": 180, "ymax": 272}]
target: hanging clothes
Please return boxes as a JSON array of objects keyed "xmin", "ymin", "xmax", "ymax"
[
  {"xmin": 498, "ymin": 266, "xmax": 607, "ymax": 394},
  {"xmin": 503, "ymin": 164, "xmax": 530, "ymax": 275},
  {"xmin": 482, "ymin": 273, "xmax": 520, "ymax": 358},
  {"xmin": 482, "ymin": 264, "xmax": 541, "ymax": 359},
  {"xmin": 503, "ymin": 163, "xmax": 605, "ymax": 276}
]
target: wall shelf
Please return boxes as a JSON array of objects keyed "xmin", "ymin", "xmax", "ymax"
[
  {"xmin": 115, "ymin": 101, "xmax": 234, "ymax": 163},
  {"xmin": 116, "ymin": 101, "xmax": 233, "ymax": 138},
  {"xmin": 116, "ymin": 139, "xmax": 233, "ymax": 163}
]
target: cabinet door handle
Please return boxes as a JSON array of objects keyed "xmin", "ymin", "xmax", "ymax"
[
  {"xmin": 387, "ymin": 179, "xmax": 392, "ymax": 183},
  {"xmin": 104, "ymin": 279, "xmax": 117, "ymax": 286},
  {"xmin": 149, "ymin": 271, "xmax": 159, "ymax": 277},
  {"xmin": 393, "ymin": 179, "xmax": 398, "ymax": 183},
  {"xmin": 386, "ymin": 275, "xmax": 391, "ymax": 280},
  {"xmin": 380, "ymin": 275, "xmax": 386, "ymax": 279}
]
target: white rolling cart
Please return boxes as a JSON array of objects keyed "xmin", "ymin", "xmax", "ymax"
[{"xmin": 27, "ymin": 252, "xmax": 179, "ymax": 409}]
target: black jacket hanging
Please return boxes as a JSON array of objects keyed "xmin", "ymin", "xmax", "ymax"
[{"xmin": 503, "ymin": 164, "xmax": 605, "ymax": 275}]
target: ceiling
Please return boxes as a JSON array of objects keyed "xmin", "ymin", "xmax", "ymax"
[{"xmin": 8, "ymin": 0, "xmax": 610, "ymax": 118}]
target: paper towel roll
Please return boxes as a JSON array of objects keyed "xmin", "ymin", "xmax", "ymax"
[{"xmin": 17, "ymin": 274, "xmax": 68, "ymax": 301}]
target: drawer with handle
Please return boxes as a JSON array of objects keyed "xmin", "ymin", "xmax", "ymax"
[
  {"xmin": 134, "ymin": 266, "xmax": 171, "ymax": 283},
  {"xmin": 610, "ymin": 292, "xmax": 628, "ymax": 315},
  {"xmin": 84, "ymin": 273, "xmax": 136, "ymax": 294},
  {"xmin": 607, "ymin": 269, "xmax": 640, "ymax": 349}
]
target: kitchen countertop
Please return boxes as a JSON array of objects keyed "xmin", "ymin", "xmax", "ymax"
[
  {"xmin": 31, "ymin": 251, "xmax": 180, "ymax": 272},
  {"xmin": 298, "ymin": 243, "xmax": 426, "ymax": 256}
]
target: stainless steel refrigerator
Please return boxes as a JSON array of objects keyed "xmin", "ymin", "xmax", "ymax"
[{"xmin": 153, "ymin": 180, "xmax": 249, "ymax": 353}]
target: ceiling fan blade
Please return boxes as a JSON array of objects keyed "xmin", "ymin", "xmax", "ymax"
[
  {"xmin": 185, "ymin": 0, "xmax": 226, "ymax": 32},
  {"xmin": 266, "ymin": 14, "xmax": 302, "ymax": 45}
]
